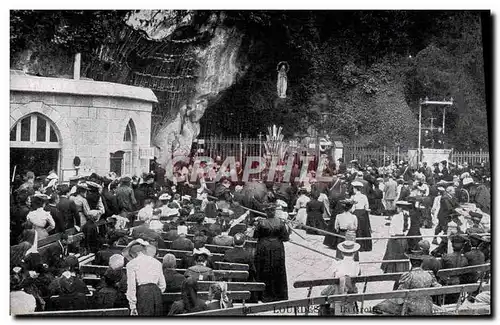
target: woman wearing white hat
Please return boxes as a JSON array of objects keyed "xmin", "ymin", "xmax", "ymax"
[
  {"xmin": 319, "ymin": 240, "xmax": 361, "ymax": 315},
  {"xmin": 350, "ymin": 181, "xmax": 372, "ymax": 252}
]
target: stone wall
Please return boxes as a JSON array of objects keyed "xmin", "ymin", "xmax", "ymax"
[{"xmin": 10, "ymin": 74, "xmax": 156, "ymax": 179}]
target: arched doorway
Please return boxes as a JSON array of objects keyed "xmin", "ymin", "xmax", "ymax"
[
  {"xmin": 10, "ymin": 113, "xmax": 61, "ymax": 178},
  {"xmin": 109, "ymin": 119, "xmax": 137, "ymax": 176}
]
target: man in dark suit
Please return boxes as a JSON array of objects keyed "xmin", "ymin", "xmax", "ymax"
[
  {"xmin": 432, "ymin": 186, "xmax": 459, "ymax": 245},
  {"xmin": 223, "ymin": 233, "xmax": 256, "ymax": 281},
  {"xmin": 56, "ymin": 184, "xmax": 80, "ymax": 230},
  {"xmin": 162, "ymin": 254, "xmax": 185, "ymax": 292},
  {"xmin": 463, "ymin": 234, "xmax": 486, "ymax": 282},
  {"xmin": 337, "ymin": 158, "xmax": 347, "ymax": 175},
  {"xmin": 440, "ymin": 235, "xmax": 468, "ymax": 304},
  {"xmin": 171, "ymin": 227, "xmax": 194, "ymax": 251}
]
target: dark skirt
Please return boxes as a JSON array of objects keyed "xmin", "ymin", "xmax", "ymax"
[
  {"xmin": 369, "ymin": 198, "xmax": 385, "ymax": 216},
  {"xmin": 353, "ymin": 209, "xmax": 372, "ymax": 252},
  {"xmin": 305, "ymin": 212, "xmax": 326, "ymax": 235},
  {"xmin": 381, "ymin": 237, "xmax": 410, "ymax": 273},
  {"xmin": 406, "ymin": 227, "xmax": 422, "ymax": 253},
  {"xmin": 137, "ymin": 283, "xmax": 164, "ymax": 316},
  {"xmin": 322, "ymin": 214, "xmax": 338, "ymax": 248},
  {"xmin": 255, "ymin": 237, "xmax": 288, "ymax": 302}
]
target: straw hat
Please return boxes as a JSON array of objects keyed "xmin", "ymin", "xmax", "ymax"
[
  {"xmin": 463, "ymin": 178, "xmax": 474, "ymax": 186},
  {"xmin": 86, "ymin": 181, "xmax": 100, "ymax": 189},
  {"xmin": 337, "ymin": 240, "xmax": 360, "ymax": 254},
  {"xmin": 76, "ymin": 183, "xmax": 88, "ymax": 190},
  {"xmin": 122, "ymin": 239, "xmax": 157, "ymax": 261},
  {"xmin": 405, "ymin": 249, "xmax": 426, "ymax": 260},
  {"xmin": 351, "ymin": 181, "xmax": 363, "ymax": 188},
  {"xmin": 193, "ymin": 247, "xmax": 212, "ymax": 257},
  {"xmin": 159, "ymin": 193, "xmax": 171, "ymax": 201},
  {"xmin": 276, "ymin": 199, "xmax": 288, "ymax": 208}
]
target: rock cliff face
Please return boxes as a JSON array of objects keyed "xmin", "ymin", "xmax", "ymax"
[{"xmin": 127, "ymin": 10, "xmax": 245, "ymax": 173}]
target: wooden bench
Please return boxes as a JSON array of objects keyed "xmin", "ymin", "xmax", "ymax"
[
  {"xmin": 20, "ymin": 308, "xmax": 130, "ymax": 317},
  {"xmin": 294, "ymin": 271, "xmax": 405, "ymax": 313},
  {"xmin": 37, "ymin": 228, "xmax": 77, "ymax": 247},
  {"xmin": 35, "ymin": 231, "xmax": 84, "ymax": 263},
  {"xmin": 182, "ymin": 283, "xmax": 482, "ymax": 316},
  {"xmin": 49, "ymin": 290, "xmax": 252, "ymax": 303},
  {"xmin": 80, "ymin": 265, "xmax": 249, "ymax": 281},
  {"xmin": 26, "ymin": 291, "xmax": 253, "ymax": 316},
  {"xmin": 213, "ymin": 262, "xmax": 249, "ymax": 271},
  {"xmin": 436, "ymin": 263, "xmax": 490, "ymax": 280},
  {"xmin": 112, "ymin": 245, "xmax": 226, "ymax": 262}
]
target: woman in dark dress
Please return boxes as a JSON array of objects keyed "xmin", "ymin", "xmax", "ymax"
[
  {"xmin": 324, "ymin": 177, "xmax": 347, "ymax": 244},
  {"xmin": 380, "ymin": 201, "xmax": 411, "ymax": 273},
  {"xmin": 406, "ymin": 197, "xmax": 423, "ymax": 252},
  {"xmin": 305, "ymin": 190, "xmax": 326, "ymax": 235},
  {"xmin": 254, "ymin": 204, "xmax": 290, "ymax": 302},
  {"xmin": 370, "ymin": 180, "xmax": 385, "ymax": 216}
]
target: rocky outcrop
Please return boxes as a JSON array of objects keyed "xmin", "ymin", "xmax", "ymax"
[{"xmin": 127, "ymin": 11, "xmax": 245, "ymax": 174}]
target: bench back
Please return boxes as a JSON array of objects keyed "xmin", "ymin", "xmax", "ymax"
[
  {"xmin": 437, "ymin": 263, "xmax": 490, "ymax": 278},
  {"xmin": 21, "ymin": 308, "xmax": 130, "ymax": 317},
  {"xmin": 293, "ymin": 272, "xmax": 405, "ymax": 288},
  {"xmin": 182, "ymin": 283, "xmax": 481, "ymax": 316},
  {"xmin": 214, "ymin": 262, "xmax": 249, "ymax": 271},
  {"xmin": 80, "ymin": 265, "xmax": 249, "ymax": 281}
]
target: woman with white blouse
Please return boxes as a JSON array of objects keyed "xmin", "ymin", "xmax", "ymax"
[
  {"xmin": 293, "ymin": 188, "xmax": 310, "ymax": 226},
  {"xmin": 323, "ymin": 199, "xmax": 357, "ymax": 251},
  {"xmin": 350, "ymin": 181, "xmax": 372, "ymax": 252},
  {"xmin": 26, "ymin": 194, "xmax": 55, "ymax": 240},
  {"xmin": 125, "ymin": 239, "xmax": 166, "ymax": 316}
]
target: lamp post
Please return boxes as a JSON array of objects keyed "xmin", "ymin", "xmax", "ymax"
[{"xmin": 418, "ymin": 98, "xmax": 423, "ymax": 166}]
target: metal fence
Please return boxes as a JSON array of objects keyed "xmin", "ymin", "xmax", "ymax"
[
  {"xmin": 194, "ymin": 135, "xmax": 488, "ymax": 168},
  {"xmin": 450, "ymin": 150, "xmax": 490, "ymax": 166},
  {"xmin": 198, "ymin": 135, "xmax": 264, "ymax": 163},
  {"xmin": 342, "ymin": 144, "xmax": 409, "ymax": 167}
]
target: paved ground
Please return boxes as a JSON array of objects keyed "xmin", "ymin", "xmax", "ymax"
[{"xmin": 257, "ymin": 213, "xmax": 439, "ymax": 316}]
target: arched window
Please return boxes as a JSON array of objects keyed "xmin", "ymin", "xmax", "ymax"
[
  {"xmin": 123, "ymin": 119, "xmax": 136, "ymax": 142},
  {"xmin": 10, "ymin": 114, "xmax": 60, "ymax": 148}
]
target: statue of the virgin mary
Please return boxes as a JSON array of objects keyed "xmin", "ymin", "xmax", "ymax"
[{"xmin": 277, "ymin": 62, "xmax": 289, "ymax": 99}]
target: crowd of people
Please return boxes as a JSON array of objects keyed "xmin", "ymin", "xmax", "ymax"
[{"xmin": 9, "ymin": 154, "xmax": 491, "ymax": 315}]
